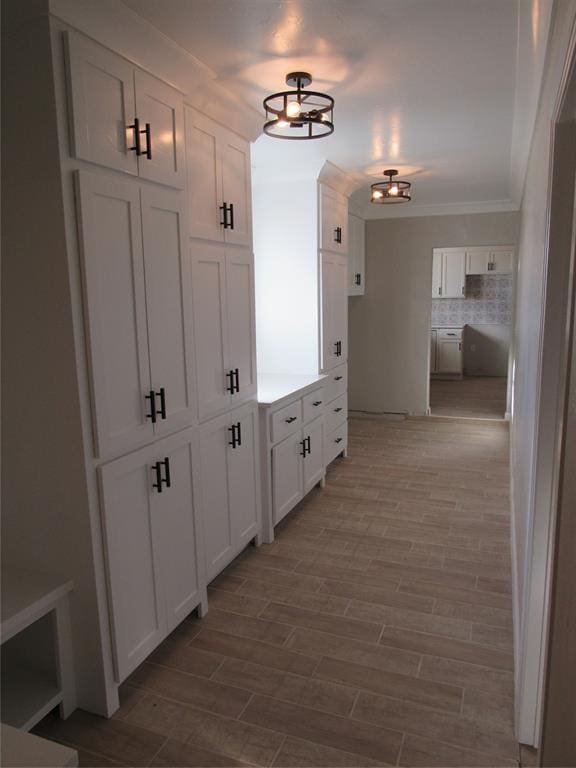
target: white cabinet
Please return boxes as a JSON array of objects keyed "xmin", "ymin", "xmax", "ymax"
[
  {"xmin": 430, "ymin": 330, "xmax": 438, "ymax": 374},
  {"xmin": 198, "ymin": 403, "xmax": 260, "ymax": 581},
  {"xmin": 431, "ymin": 249, "xmax": 466, "ymax": 298},
  {"xmin": 320, "ymin": 184, "xmax": 348, "ymax": 254},
  {"xmin": 99, "ymin": 428, "xmax": 205, "ymax": 682},
  {"xmin": 432, "ymin": 328, "xmax": 463, "ymax": 375},
  {"xmin": 321, "ymin": 252, "xmax": 348, "ymax": 371},
  {"xmin": 66, "ymin": 33, "xmax": 184, "ymax": 188},
  {"xmin": 76, "ymin": 171, "xmax": 195, "ymax": 459},
  {"xmin": 190, "ymin": 241, "xmax": 257, "ymax": 421},
  {"xmin": 348, "ymin": 214, "xmax": 365, "ymax": 296},
  {"xmin": 465, "ymin": 247, "xmax": 514, "ymax": 275},
  {"xmin": 185, "ymin": 107, "xmax": 251, "ymax": 246}
]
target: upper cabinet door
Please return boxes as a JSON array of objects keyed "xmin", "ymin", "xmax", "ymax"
[
  {"xmin": 431, "ymin": 251, "xmax": 443, "ymax": 297},
  {"xmin": 320, "ymin": 185, "xmax": 347, "ymax": 254},
  {"xmin": 227, "ymin": 406, "xmax": 260, "ymax": 546},
  {"xmin": 490, "ymin": 250, "xmax": 514, "ymax": 273},
  {"xmin": 189, "ymin": 240, "xmax": 231, "ymax": 420},
  {"xmin": 155, "ymin": 432, "xmax": 203, "ymax": 633},
  {"xmin": 141, "ymin": 187, "xmax": 196, "ymax": 436},
  {"xmin": 99, "ymin": 443, "xmax": 166, "ymax": 682},
  {"xmin": 348, "ymin": 214, "xmax": 365, "ymax": 296},
  {"xmin": 134, "ymin": 71, "xmax": 185, "ymax": 189},
  {"xmin": 221, "ymin": 130, "xmax": 252, "ymax": 247},
  {"xmin": 321, "ymin": 252, "xmax": 348, "ymax": 371},
  {"xmin": 76, "ymin": 171, "xmax": 153, "ymax": 459},
  {"xmin": 442, "ymin": 251, "xmax": 466, "ymax": 298},
  {"xmin": 66, "ymin": 33, "xmax": 138, "ymax": 175},
  {"xmin": 466, "ymin": 251, "xmax": 491, "ymax": 275},
  {"xmin": 185, "ymin": 107, "xmax": 224, "ymax": 242},
  {"xmin": 226, "ymin": 248, "xmax": 257, "ymax": 406}
]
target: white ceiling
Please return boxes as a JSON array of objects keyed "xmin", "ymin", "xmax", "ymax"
[{"xmin": 122, "ymin": 0, "xmax": 552, "ymax": 217}]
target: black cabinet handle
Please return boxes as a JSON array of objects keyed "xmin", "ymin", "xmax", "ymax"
[
  {"xmin": 334, "ymin": 340, "xmax": 342, "ymax": 357},
  {"xmin": 285, "ymin": 416, "xmax": 298, "ymax": 424},
  {"xmin": 162, "ymin": 457, "xmax": 171, "ymax": 488},
  {"xmin": 158, "ymin": 387, "xmax": 167, "ymax": 420},
  {"xmin": 334, "ymin": 407, "xmax": 343, "ymax": 413},
  {"xmin": 233, "ymin": 368, "xmax": 240, "ymax": 394},
  {"xmin": 313, "ymin": 401, "xmax": 322, "ymax": 407},
  {"xmin": 128, "ymin": 117, "xmax": 142, "ymax": 155},
  {"xmin": 335, "ymin": 437, "xmax": 343, "ymax": 444},
  {"xmin": 143, "ymin": 122, "xmax": 152, "ymax": 159},
  {"xmin": 334, "ymin": 226, "xmax": 342, "ymax": 244},
  {"xmin": 226, "ymin": 370, "xmax": 235, "ymax": 394},
  {"xmin": 236, "ymin": 421, "xmax": 242, "ymax": 446},
  {"xmin": 229, "ymin": 202, "xmax": 235, "ymax": 230},
  {"xmin": 145, "ymin": 390, "xmax": 157, "ymax": 423},
  {"xmin": 151, "ymin": 461, "xmax": 163, "ymax": 493},
  {"xmin": 220, "ymin": 202, "xmax": 234, "ymax": 229},
  {"xmin": 300, "ymin": 439, "xmax": 307, "ymax": 457},
  {"xmin": 306, "ymin": 435, "xmax": 311, "ymax": 455},
  {"xmin": 228, "ymin": 422, "xmax": 241, "ymax": 449},
  {"xmin": 334, "ymin": 375, "xmax": 343, "ymax": 381},
  {"xmin": 355, "ymin": 273, "xmax": 361, "ymax": 286}
]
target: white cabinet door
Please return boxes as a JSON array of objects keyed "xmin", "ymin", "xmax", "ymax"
[
  {"xmin": 190, "ymin": 241, "xmax": 231, "ymax": 420},
  {"xmin": 155, "ymin": 433, "xmax": 203, "ymax": 633},
  {"xmin": 443, "ymin": 251, "xmax": 466, "ymax": 298},
  {"xmin": 134, "ymin": 71, "xmax": 185, "ymax": 189},
  {"xmin": 432, "ymin": 252, "xmax": 442, "ymax": 297},
  {"xmin": 66, "ymin": 33, "xmax": 138, "ymax": 176},
  {"xmin": 303, "ymin": 417, "xmax": 325, "ymax": 494},
  {"xmin": 227, "ymin": 248, "xmax": 257, "ymax": 406},
  {"xmin": 272, "ymin": 431, "xmax": 303, "ymax": 525},
  {"xmin": 320, "ymin": 185, "xmax": 347, "ymax": 254},
  {"xmin": 227, "ymin": 406, "xmax": 260, "ymax": 545},
  {"xmin": 322, "ymin": 252, "xmax": 348, "ymax": 371},
  {"xmin": 437, "ymin": 339, "xmax": 463, "ymax": 373},
  {"xmin": 221, "ymin": 130, "xmax": 252, "ymax": 247},
  {"xmin": 466, "ymin": 251, "xmax": 491, "ymax": 275},
  {"xmin": 99, "ymin": 444, "xmax": 166, "ymax": 682},
  {"xmin": 184, "ymin": 107, "xmax": 223, "ymax": 242},
  {"xmin": 348, "ymin": 214, "xmax": 365, "ymax": 296},
  {"xmin": 491, "ymin": 250, "xmax": 514, "ymax": 273},
  {"xmin": 141, "ymin": 187, "xmax": 196, "ymax": 436},
  {"xmin": 76, "ymin": 171, "xmax": 153, "ymax": 458}
]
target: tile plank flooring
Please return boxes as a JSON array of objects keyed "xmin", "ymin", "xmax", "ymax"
[
  {"xmin": 35, "ymin": 415, "xmax": 523, "ymax": 766},
  {"xmin": 430, "ymin": 376, "xmax": 507, "ymax": 419}
]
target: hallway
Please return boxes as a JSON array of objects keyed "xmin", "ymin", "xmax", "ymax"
[
  {"xmin": 34, "ymin": 416, "xmax": 517, "ymax": 767},
  {"xmin": 429, "ymin": 377, "xmax": 508, "ymax": 420}
]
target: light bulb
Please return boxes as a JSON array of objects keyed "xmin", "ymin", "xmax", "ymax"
[
  {"xmin": 372, "ymin": 189, "xmax": 383, "ymax": 199},
  {"xmin": 286, "ymin": 100, "xmax": 301, "ymax": 118},
  {"xmin": 276, "ymin": 116, "xmax": 289, "ymax": 128},
  {"xmin": 389, "ymin": 185, "xmax": 399, "ymax": 196}
]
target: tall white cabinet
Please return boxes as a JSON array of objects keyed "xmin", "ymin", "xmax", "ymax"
[{"xmin": 4, "ymin": 5, "xmax": 262, "ymax": 719}]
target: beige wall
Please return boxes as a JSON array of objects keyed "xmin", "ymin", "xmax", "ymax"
[{"xmin": 348, "ymin": 212, "xmax": 519, "ymax": 414}]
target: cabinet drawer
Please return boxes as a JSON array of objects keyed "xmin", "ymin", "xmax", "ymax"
[
  {"xmin": 437, "ymin": 329, "xmax": 462, "ymax": 341},
  {"xmin": 302, "ymin": 388, "xmax": 325, "ymax": 423},
  {"xmin": 324, "ymin": 364, "xmax": 347, "ymax": 403},
  {"xmin": 325, "ymin": 392, "xmax": 347, "ymax": 433},
  {"xmin": 325, "ymin": 422, "xmax": 348, "ymax": 465},
  {"xmin": 271, "ymin": 401, "xmax": 302, "ymax": 444}
]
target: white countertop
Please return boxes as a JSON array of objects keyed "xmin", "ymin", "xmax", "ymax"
[{"xmin": 258, "ymin": 372, "xmax": 326, "ymax": 406}]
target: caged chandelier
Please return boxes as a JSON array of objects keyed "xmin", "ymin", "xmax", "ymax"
[
  {"xmin": 371, "ymin": 169, "xmax": 412, "ymax": 203},
  {"xmin": 263, "ymin": 72, "xmax": 334, "ymax": 140}
]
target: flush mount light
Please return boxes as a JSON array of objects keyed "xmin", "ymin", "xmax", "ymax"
[
  {"xmin": 263, "ymin": 72, "xmax": 334, "ymax": 140},
  {"xmin": 371, "ymin": 169, "xmax": 412, "ymax": 203}
]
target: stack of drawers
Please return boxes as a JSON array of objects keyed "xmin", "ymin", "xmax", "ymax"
[{"xmin": 323, "ymin": 363, "xmax": 348, "ymax": 465}]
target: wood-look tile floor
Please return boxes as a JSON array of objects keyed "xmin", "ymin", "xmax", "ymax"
[
  {"xmin": 430, "ymin": 376, "xmax": 507, "ymax": 420},
  {"xmin": 34, "ymin": 415, "xmax": 522, "ymax": 767}
]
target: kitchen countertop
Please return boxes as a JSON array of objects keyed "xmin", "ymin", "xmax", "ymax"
[{"xmin": 258, "ymin": 373, "xmax": 327, "ymax": 407}]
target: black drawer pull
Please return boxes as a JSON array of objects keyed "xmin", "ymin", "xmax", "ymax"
[
  {"xmin": 355, "ymin": 273, "xmax": 361, "ymax": 286},
  {"xmin": 334, "ymin": 407, "xmax": 343, "ymax": 412},
  {"xmin": 228, "ymin": 422, "xmax": 241, "ymax": 449},
  {"xmin": 162, "ymin": 457, "xmax": 171, "ymax": 488},
  {"xmin": 151, "ymin": 461, "xmax": 163, "ymax": 493},
  {"xmin": 335, "ymin": 437, "xmax": 343, "ymax": 444},
  {"xmin": 334, "ymin": 375, "xmax": 343, "ymax": 381},
  {"xmin": 313, "ymin": 401, "xmax": 322, "ymax": 406},
  {"xmin": 128, "ymin": 117, "xmax": 142, "ymax": 155},
  {"xmin": 158, "ymin": 387, "xmax": 167, "ymax": 420},
  {"xmin": 233, "ymin": 368, "xmax": 240, "ymax": 393},
  {"xmin": 306, "ymin": 435, "xmax": 311, "ymax": 455},
  {"xmin": 285, "ymin": 416, "xmax": 298, "ymax": 424},
  {"xmin": 145, "ymin": 390, "xmax": 157, "ymax": 423}
]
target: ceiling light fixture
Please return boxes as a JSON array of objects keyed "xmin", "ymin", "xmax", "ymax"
[
  {"xmin": 263, "ymin": 72, "xmax": 334, "ymax": 140},
  {"xmin": 370, "ymin": 169, "xmax": 411, "ymax": 203}
]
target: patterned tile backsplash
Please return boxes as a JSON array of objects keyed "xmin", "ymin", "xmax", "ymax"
[{"xmin": 431, "ymin": 274, "xmax": 512, "ymax": 327}]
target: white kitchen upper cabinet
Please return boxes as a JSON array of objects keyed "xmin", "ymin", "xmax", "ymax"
[
  {"xmin": 134, "ymin": 71, "xmax": 185, "ymax": 189},
  {"xmin": 99, "ymin": 444, "xmax": 166, "ymax": 682},
  {"xmin": 141, "ymin": 187, "xmax": 196, "ymax": 436},
  {"xmin": 303, "ymin": 416, "xmax": 324, "ymax": 494},
  {"xmin": 348, "ymin": 214, "xmax": 365, "ymax": 296},
  {"xmin": 220, "ymin": 132, "xmax": 252, "ymax": 246},
  {"xmin": 66, "ymin": 33, "xmax": 138, "ymax": 176},
  {"xmin": 490, "ymin": 249, "xmax": 514, "ymax": 273},
  {"xmin": 227, "ymin": 248, "xmax": 257, "ymax": 406},
  {"xmin": 184, "ymin": 107, "xmax": 252, "ymax": 245},
  {"xmin": 432, "ymin": 249, "xmax": 466, "ymax": 298},
  {"xmin": 465, "ymin": 250, "xmax": 491, "ymax": 275},
  {"xmin": 320, "ymin": 184, "xmax": 348, "ymax": 254},
  {"xmin": 189, "ymin": 240, "xmax": 230, "ymax": 420},
  {"xmin": 198, "ymin": 404, "xmax": 260, "ymax": 581},
  {"xmin": 322, "ymin": 252, "xmax": 348, "ymax": 371},
  {"xmin": 272, "ymin": 432, "xmax": 303, "ymax": 525},
  {"xmin": 465, "ymin": 247, "xmax": 514, "ymax": 275},
  {"xmin": 76, "ymin": 171, "xmax": 153, "ymax": 458}
]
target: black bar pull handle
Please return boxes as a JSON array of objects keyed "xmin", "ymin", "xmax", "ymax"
[
  {"xmin": 129, "ymin": 117, "xmax": 142, "ymax": 155},
  {"xmin": 139, "ymin": 122, "xmax": 152, "ymax": 160},
  {"xmin": 162, "ymin": 457, "xmax": 171, "ymax": 488},
  {"xmin": 236, "ymin": 421, "xmax": 242, "ymax": 447},
  {"xmin": 233, "ymin": 368, "xmax": 240, "ymax": 394},
  {"xmin": 334, "ymin": 375, "xmax": 343, "ymax": 381},
  {"xmin": 158, "ymin": 387, "xmax": 167, "ymax": 420},
  {"xmin": 313, "ymin": 400, "xmax": 322, "ymax": 407},
  {"xmin": 300, "ymin": 439, "xmax": 307, "ymax": 457},
  {"xmin": 220, "ymin": 203, "xmax": 231, "ymax": 229},
  {"xmin": 334, "ymin": 407, "xmax": 343, "ymax": 413},
  {"xmin": 228, "ymin": 424, "xmax": 238, "ymax": 448},
  {"xmin": 306, "ymin": 435, "xmax": 311, "ymax": 456},
  {"xmin": 355, "ymin": 273, "xmax": 361, "ymax": 286},
  {"xmin": 334, "ymin": 226, "xmax": 342, "ymax": 244},
  {"xmin": 152, "ymin": 461, "xmax": 163, "ymax": 492},
  {"xmin": 229, "ymin": 202, "xmax": 235, "ymax": 231},
  {"xmin": 335, "ymin": 437, "xmax": 343, "ymax": 444},
  {"xmin": 145, "ymin": 390, "xmax": 157, "ymax": 423},
  {"xmin": 285, "ymin": 416, "xmax": 297, "ymax": 424},
  {"xmin": 226, "ymin": 370, "xmax": 235, "ymax": 394}
]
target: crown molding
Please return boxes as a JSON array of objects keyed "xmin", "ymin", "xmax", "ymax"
[
  {"xmin": 357, "ymin": 198, "xmax": 520, "ymax": 220},
  {"xmin": 318, "ymin": 161, "xmax": 361, "ymax": 197}
]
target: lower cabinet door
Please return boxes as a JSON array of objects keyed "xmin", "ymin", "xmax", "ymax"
[
  {"xmin": 227, "ymin": 405, "xmax": 260, "ymax": 547},
  {"xmin": 99, "ymin": 444, "xmax": 167, "ymax": 682},
  {"xmin": 437, "ymin": 339, "xmax": 463, "ymax": 374},
  {"xmin": 303, "ymin": 417, "xmax": 325, "ymax": 494},
  {"xmin": 272, "ymin": 431, "xmax": 304, "ymax": 525}
]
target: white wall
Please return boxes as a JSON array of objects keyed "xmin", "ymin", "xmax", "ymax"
[
  {"xmin": 348, "ymin": 212, "xmax": 519, "ymax": 414},
  {"xmin": 464, "ymin": 324, "xmax": 511, "ymax": 377}
]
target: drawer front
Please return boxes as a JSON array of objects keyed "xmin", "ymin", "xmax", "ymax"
[
  {"xmin": 271, "ymin": 400, "xmax": 302, "ymax": 444},
  {"xmin": 324, "ymin": 364, "xmax": 347, "ymax": 403},
  {"xmin": 325, "ymin": 421, "xmax": 348, "ymax": 465},
  {"xmin": 302, "ymin": 388, "xmax": 325, "ymax": 424},
  {"xmin": 325, "ymin": 392, "xmax": 347, "ymax": 434},
  {"xmin": 437, "ymin": 328, "xmax": 462, "ymax": 341}
]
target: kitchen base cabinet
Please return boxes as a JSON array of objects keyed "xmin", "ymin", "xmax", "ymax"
[
  {"xmin": 323, "ymin": 363, "xmax": 348, "ymax": 466},
  {"xmin": 325, "ymin": 421, "xmax": 348, "ymax": 465},
  {"xmin": 430, "ymin": 328, "xmax": 463, "ymax": 377},
  {"xmin": 98, "ymin": 428, "xmax": 206, "ymax": 683},
  {"xmin": 198, "ymin": 403, "xmax": 261, "ymax": 582}
]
